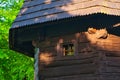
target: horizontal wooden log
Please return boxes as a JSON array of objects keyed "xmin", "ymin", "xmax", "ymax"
[
  {"xmin": 45, "ymin": 77, "xmax": 120, "ymax": 80},
  {"xmin": 98, "ymin": 74, "xmax": 120, "ymax": 80},
  {"xmin": 44, "ymin": 57, "xmax": 96, "ymax": 67},
  {"xmin": 104, "ymin": 46, "xmax": 120, "ymax": 52},
  {"xmin": 105, "ymin": 51, "xmax": 120, "ymax": 57},
  {"xmin": 40, "ymin": 46, "xmax": 57, "ymax": 56},
  {"xmin": 41, "ymin": 63, "xmax": 97, "ymax": 78},
  {"xmin": 38, "ymin": 41, "xmax": 56, "ymax": 48},
  {"xmin": 96, "ymin": 45, "xmax": 120, "ymax": 52},
  {"xmin": 78, "ymin": 42, "xmax": 95, "ymax": 53},
  {"xmin": 100, "ymin": 78, "xmax": 120, "ymax": 80},
  {"xmin": 108, "ymin": 35, "xmax": 120, "ymax": 40},
  {"xmin": 38, "ymin": 34, "xmax": 76, "ymax": 48},
  {"xmin": 100, "ymin": 72, "xmax": 120, "ymax": 77},
  {"xmin": 105, "ymin": 57, "xmax": 120, "ymax": 62},
  {"xmin": 39, "ymin": 53, "xmax": 99, "ymax": 64},
  {"xmin": 97, "ymin": 58, "xmax": 120, "ymax": 72},
  {"xmin": 53, "ymin": 53, "xmax": 99, "ymax": 61},
  {"xmin": 104, "ymin": 67, "xmax": 120, "ymax": 73},
  {"xmin": 105, "ymin": 61, "xmax": 120, "ymax": 67},
  {"xmin": 45, "ymin": 74, "xmax": 98, "ymax": 80},
  {"xmin": 97, "ymin": 39, "xmax": 120, "ymax": 44},
  {"xmin": 39, "ymin": 46, "xmax": 99, "ymax": 57},
  {"xmin": 91, "ymin": 34, "xmax": 120, "ymax": 52},
  {"xmin": 96, "ymin": 43, "xmax": 120, "ymax": 50},
  {"xmin": 38, "ymin": 52, "xmax": 100, "ymax": 67}
]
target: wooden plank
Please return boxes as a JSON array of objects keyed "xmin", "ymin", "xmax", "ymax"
[
  {"xmin": 23, "ymin": 0, "xmax": 55, "ymax": 8},
  {"xmin": 38, "ymin": 34, "xmax": 76, "ymax": 48},
  {"xmin": 17, "ymin": 0, "xmax": 120, "ymax": 21},
  {"xmin": 34, "ymin": 48, "xmax": 40, "ymax": 80},
  {"xmin": 39, "ymin": 52, "xmax": 98, "ymax": 64},
  {"xmin": 96, "ymin": 41, "xmax": 120, "ymax": 47},
  {"xmin": 106, "ymin": 57, "xmax": 120, "ymax": 62},
  {"xmin": 45, "ymin": 74, "xmax": 98, "ymax": 80},
  {"xmin": 39, "ymin": 46, "xmax": 57, "ymax": 56},
  {"xmin": 53, "ymin": 53, "xmax": 98, "ymax": 61},
  {"xmin": 98, "ymin": 75, "xmax": 120, "ymax": 80},
  {"xmin": 101, "ymin": 78, "xmax": 120, "ymax": 80},
  {"xmin": 18, "ymin": 0, "xmax": 90, "ymax": 20},
  {"xmin": 41, "ymin": 63, "xmax": 97, "ymax": 78},
  {"xmin": 105, "ymin": 51, "xmax": 120, "ymax": 57},
  {"xmin": 44, "ymin": 57, "xmax": 96, "ymax": 67},
  {"xmin": 23, "ymin": 0, "xmax": 92, "ymax": 9},
  {"xmin": 93, "ymin": 34, "xmax": 120, "ymax": 52},
  {"xmin": 98, "ymin": 57, "xmax": 120, "ymax": 72},
  {"xmin": 105, "ymin": 66, "xmax": 120, "ymax": 73},
  {"xmin": 78, "ymin": 43, "xmax": 95, "ymax": 53},
  {"xmin": 105, "ymin": 60, "xmax": 120, "ymax": 67},
  {"xmin": 100, "ymin": 72, "xmax": 120, "ymax": 77},
  {"xmin": 96, "ymin": 44, "xmax": 120, "ymax": 52},
  {"xmin": 104, "ymin": 46, "xmax": 120, "ymax": 52},
  {"xmin": 23, "ymin": 0, "xmax": 120, "ymax": 10}
]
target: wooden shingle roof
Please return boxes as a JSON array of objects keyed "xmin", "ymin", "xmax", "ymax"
[
  {"xmin": 9, "ymin": 0, "xmax": 120, "ymax": 57},
  {"xmin": 12, "ymin": 0, "xmax": 120, "ymax": 28}
]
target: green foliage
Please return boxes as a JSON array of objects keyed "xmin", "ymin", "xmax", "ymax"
[{"xmin": 0, "ymin": 0, "xmax": 34, "ymax": 80}]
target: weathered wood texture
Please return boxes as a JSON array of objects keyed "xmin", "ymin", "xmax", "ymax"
[
  {"xmin": 12, "ymin": 0, "xmax": 120, "ymax": 28},
  {"xmin": 45, "ymin": 74, "xmax": 98, "ymax": 80},
  {"xmin": 38, "ymin": 32, "xmax": 120, "ymax": 55},
  {"xmin": 39, "ymin": 56, "xmax": 98, "ymax": 79},
  {"xmin": 38, "ymin": 56, "xmax": 120, "ymax": 80},
  {"xmin": 36, "ymin": 32, "xmax": 120, "ymax": 80},
  {"xmin": 34, "ymin": 48, "xmax": 39, "ymax": 80}
]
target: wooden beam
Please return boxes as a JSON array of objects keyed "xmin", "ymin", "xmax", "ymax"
[{"xmin": 34, "ymin": 48, "xmax": 40, "ymax": 80}]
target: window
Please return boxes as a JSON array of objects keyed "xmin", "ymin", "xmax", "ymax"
[{"xmin": 62, "ymin": 43, "xmax": 75, "ymax": 56}]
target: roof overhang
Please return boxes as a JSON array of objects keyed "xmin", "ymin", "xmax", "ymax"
[{"xmin": 9, "ymin": 0, "xmax": 120, "ymax": 57}]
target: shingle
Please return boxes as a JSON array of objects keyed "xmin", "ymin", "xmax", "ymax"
[
  {"xmin": 19, "ymin": 0, "xmax": 86, "ymax": 15},
  {"xmin": 15, "ymin": 0, "xmax": 120, "ymax": 24},
  {"xmin": 12, "ymin": 5, "xmax": 120, "ymax": 28}
]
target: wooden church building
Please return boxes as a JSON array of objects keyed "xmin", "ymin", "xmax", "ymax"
[{"xmin": 9, "ymin": 0, "xmax": 120, "ymax": 80}]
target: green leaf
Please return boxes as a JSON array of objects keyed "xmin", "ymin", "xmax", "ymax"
[{"xmin": 0, "ymin": 0, "xmax": 34, "ymax": 80}]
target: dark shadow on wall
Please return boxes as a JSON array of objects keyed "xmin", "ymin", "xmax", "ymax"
[
  {"xmin": 14, "ymin": 0, "xmax": 120, "ymax": 57},
  {"xmin": 19, "ymin": 0, "xmax": 120, "ymax": 40},
  {"xmin": 107, "ymin": 27, "xmax": 120, "ymax": 36}
]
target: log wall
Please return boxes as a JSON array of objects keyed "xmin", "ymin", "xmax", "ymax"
[{"xmin": 34, "ymin": 31, "xmax": 120, "ymax": 80}]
